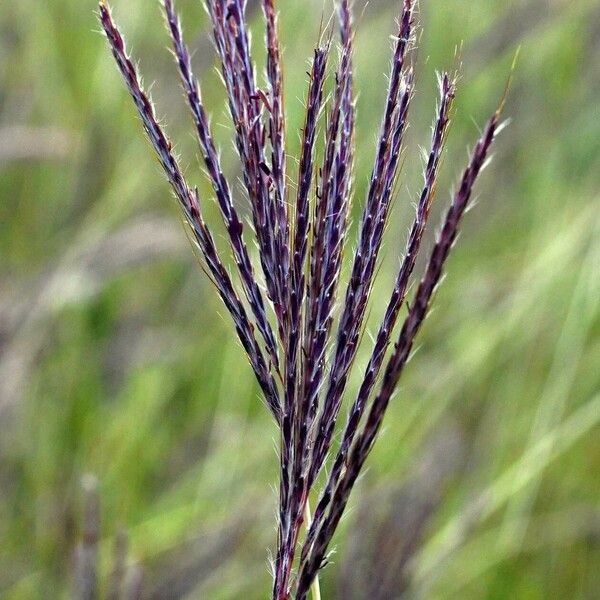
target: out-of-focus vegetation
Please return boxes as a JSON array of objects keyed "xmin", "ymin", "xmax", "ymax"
[{"xmin": 1, "ymin": 0, "xmax": 599, "ymax": 598}]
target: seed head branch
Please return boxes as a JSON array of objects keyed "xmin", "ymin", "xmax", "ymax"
[
  {"xmin": 301, "ymin": 73, "xmax": 456, "ymax": 561},
  {"xmin": 308, "ymin": 0, "xmax": 415, "ymax": 490},
  {"xmin": 296, "ymin": 113, "xmax": 498, "ymax": 597},
  {"xmin": 99, "ymin": 2, "xmax": 281, "ymax": 421},
  {"xmin": 164, "ymin": 0, "xmax": 280, "ymax": 371}
]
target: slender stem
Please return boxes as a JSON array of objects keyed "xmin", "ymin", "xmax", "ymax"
[{"xmin": 303, "ymin": 500, "xmax": 321, "ymax": 600}]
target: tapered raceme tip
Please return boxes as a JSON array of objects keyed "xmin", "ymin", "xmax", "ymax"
[{"xmin": 100, "ymin": 1, "xmax": 501, "ymax": 598}]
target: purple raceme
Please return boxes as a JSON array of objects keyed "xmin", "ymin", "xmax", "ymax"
[
  {"xmin": 99, "ymin": 1, "xmax": 502, "ymax": 598},
  {"xmin": 164, "ymin": 0, "xmax": 280, "ymax": 372}
]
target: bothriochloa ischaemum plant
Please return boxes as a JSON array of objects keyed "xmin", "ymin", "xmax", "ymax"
[{"xmin": 99, "ymin": 0, "xmax": 503, "ymax": 597}]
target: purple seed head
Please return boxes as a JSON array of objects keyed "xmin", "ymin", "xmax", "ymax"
[{"xmin": 99, "ymin": 1, "xmax": 503, "ymax": 597}]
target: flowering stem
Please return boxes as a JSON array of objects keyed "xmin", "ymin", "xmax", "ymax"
[
  {"xmin": 303, "ymin": 500, "xmax": 321, "ymax": 600},
  {"xmin": 99, "ymin": 0, "xmax": 502, "ymax": 596}
]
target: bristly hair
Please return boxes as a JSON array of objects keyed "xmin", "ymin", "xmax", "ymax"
[{"xmin": 99, "ymin": 1, "xmax": 502, "ymax": 598}]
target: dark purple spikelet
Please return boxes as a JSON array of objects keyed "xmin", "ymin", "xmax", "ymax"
[
  {"xmin": 207, "ymin": 0, "xmax": 286, "ymax": 322},
  {"xmin": 262, "ymin": 0, "xmax": 290, "ymax": 324},
  {"xmin": 99, "ymin": 0, "xmax": 503, "ymax": 597},
  {"xmin": 302, "ymin": 0, "xmax": 355, "ymax": 455},
  {"xmin": 274, "ymin": 45, "xmax": 329, "ymax": 600}
]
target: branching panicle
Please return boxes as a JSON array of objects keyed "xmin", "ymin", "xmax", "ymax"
[{"xmin": 100, "ymin": 0, "xmax": 501, "ymax": 597}]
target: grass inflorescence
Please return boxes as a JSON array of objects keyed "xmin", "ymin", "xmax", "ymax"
[{"xmin": 99, "ymin": 1, "xmax": 501, "ymax": 597}]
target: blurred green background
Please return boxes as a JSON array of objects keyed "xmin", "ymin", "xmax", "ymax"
[{"xmin": 1, "ymin": 0, "xmax": 599, "ymax": 598}]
